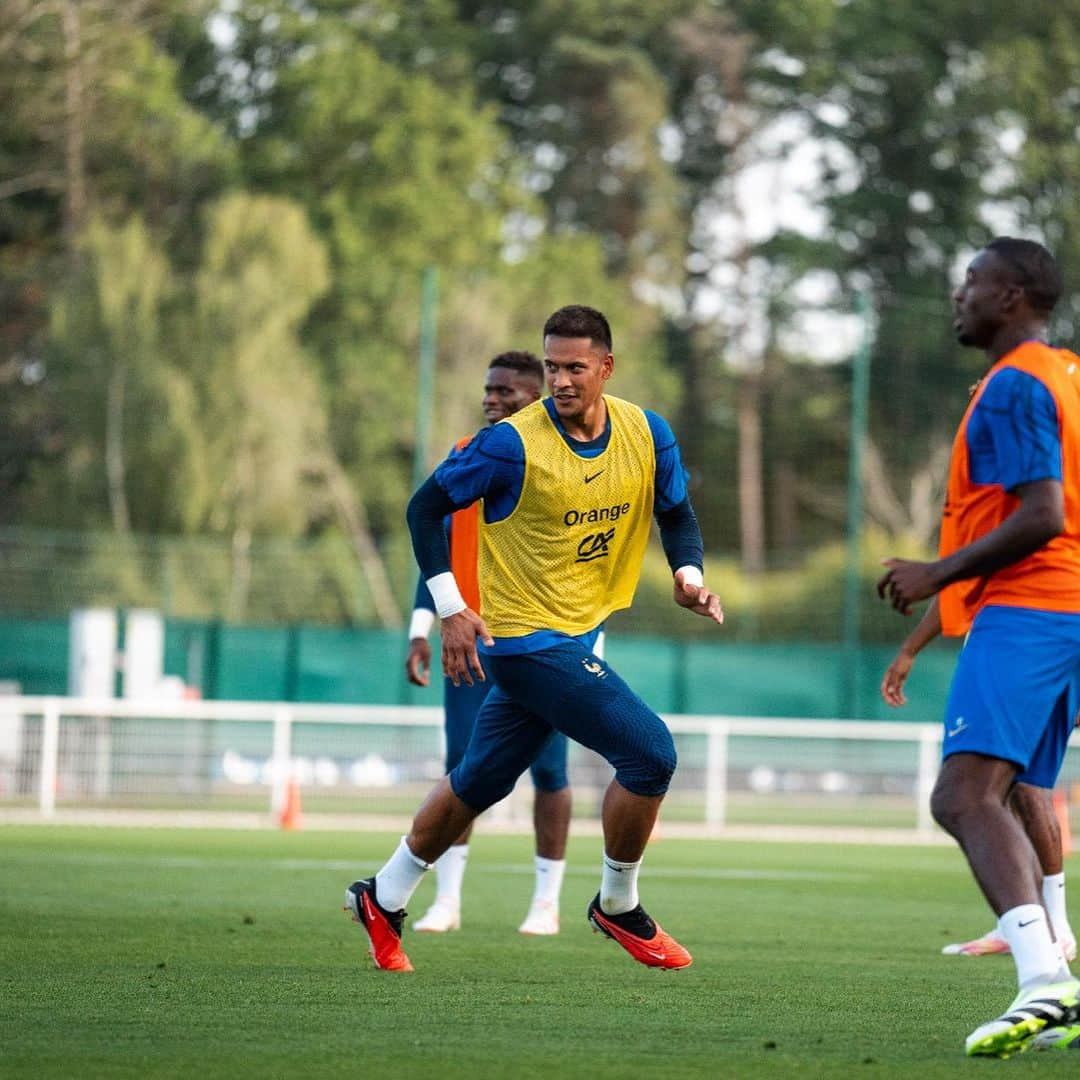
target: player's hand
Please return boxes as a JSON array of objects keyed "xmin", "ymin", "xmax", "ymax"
[
  {"xmin": 405, "ymin": 638, "xmax": 432, "ymax": 687},
  {"xmin": 876, "ymin": 558, "xmax": 942, "ymax": 615},
  {"xmin": 673, "ymin": 569, "xmax": 724, "ymax": 624},
  {"xmin": 880, "ymin": 649, "xmax": 915, "ymax": 707},
  {"xmin": 440, "ymin": 608, "xmax": 494, "ymax": 688}
]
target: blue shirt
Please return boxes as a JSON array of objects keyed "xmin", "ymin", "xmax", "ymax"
[
  {"xmin": 967, "ymin": 367, "xmax": 1062, "ymax": 491},
  {"xmin": 434, "ymin": 398, "xmax": 689, "ymax": 520},
  {"xmin": 421, "ymin": 398, "xmax": 696, "ymax": 654}
]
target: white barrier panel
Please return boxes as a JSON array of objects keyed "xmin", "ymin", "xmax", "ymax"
[{"xmin": 3, "ymin": 695, "xmax": 1077, "ymax": 835}]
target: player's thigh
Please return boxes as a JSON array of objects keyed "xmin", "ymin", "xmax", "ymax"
[
  {"xmin": 1018, "ymin": 670, "xmax": 1080, "ymax": 788},
  {"xmin": 450, "ymin": 685, "xmax": 555, "ymax": 810},
  {"xmin": 944, "ymin": 606, "xmax": 1080, "ymax": 773},
  {"xmin": 442, "ymin": 676, "xmax": 490, "ymax": 772},
  {"xmin": 487, "ymin": 642, "xmax": 673, "ymax": 772}
]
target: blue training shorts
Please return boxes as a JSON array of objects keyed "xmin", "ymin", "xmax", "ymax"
[
  {"xmin": 449, "ymin": 638, "xmax": 676, "ymax": 812},
  {"xmin": 943, "ymin": 604, "xmax": 1080, "ymax": 787},
  {"xmin": 443, "ymin": 675, "xmax": 569, "ymax": 793}
]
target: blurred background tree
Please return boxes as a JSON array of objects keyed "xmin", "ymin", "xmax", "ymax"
[{"xmin": 0, "ymin": 0, "xmax": 1076, "ymax": 637}]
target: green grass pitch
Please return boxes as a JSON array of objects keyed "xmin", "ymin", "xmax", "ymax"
[{"xmin": 1, "ymin": 825, "xmax": 1076, "ymax": 1077}]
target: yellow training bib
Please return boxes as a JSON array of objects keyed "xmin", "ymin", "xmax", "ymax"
[{"xmin": 478, "ymin": 396, "xmax": 655, "ymax": 637}]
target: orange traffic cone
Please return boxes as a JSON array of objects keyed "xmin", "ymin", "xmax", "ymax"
[
  {"xmin": 1053, "ymin": 788, "xmax": 1072, "ymax": 858},
  {"xmin": 278, "ymin": 778, "xmax": 303, "ymax": 831}
]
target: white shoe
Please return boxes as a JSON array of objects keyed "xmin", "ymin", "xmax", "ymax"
[
  {"xmin": 942, "ymin": 929, "xmax": 1010, "ymax": 956},
  {"xmin": 413, "ymin": 899, "xmax": 461, "ymax": 933},
  {"xmin": 1028, "ymin": 1023, "xmax": 1080, "ymax": 1050},
  {"xmin": 519, "ymin": 900, "xmax": 559, "ymax": 936},
  {"xmin": 941, "ymin": 928, "xmax": 1077, "ymax": 963},
  {"xmin": 965, "ymin": 979, "xmax": 1080, "ymax": 1057}
]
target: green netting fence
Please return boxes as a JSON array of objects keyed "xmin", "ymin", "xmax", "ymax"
[{"xmin": 0, "ymin": 614, "xmax": 960, "ymax": 722}]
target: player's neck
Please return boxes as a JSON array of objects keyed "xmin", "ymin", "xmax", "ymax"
[
  {"xmin": 986, "ymin": 322, "xmax": 1049, "ymax": 364},
  {"xmin": 561, "ymin": 397, "xmax": 608, "ymax": 442}
]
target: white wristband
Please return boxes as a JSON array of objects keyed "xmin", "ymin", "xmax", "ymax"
[
  {"xmin": 426, "ymin": 572, "xmax": 467, "ymax": 619},
  {"xmin": 408, "ymin": 608, "xmax": 436, "ymax": 641},
  {"xmin": 676, "ymin": 565, "xmax": 704, "ymax": 588}
]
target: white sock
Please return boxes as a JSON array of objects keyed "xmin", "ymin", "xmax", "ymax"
[
  {"xmin": 600, "ymin": 852, "xmax": 641, "ymax": 916},
  {"xmin": 432, "ymin": 844, "xmax": 469, "ymax": 907},
  {"xmin": 373, "ymin": 836, "xmax": 430, "ymax": 912},
  {"xmin": 530, "ymin": 856, "xmax": 566, "ymax": 907},
  {"xmin": 999, "ymin": 904, "xmax": 1070, "ymax": 990},
  {"xmin": 1043, "ymin": 872, "xmax": 1075, "ymax": 945}
]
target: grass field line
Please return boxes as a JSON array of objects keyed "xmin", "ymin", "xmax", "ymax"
[
  {"xmin": 0, "ymin": 807, "xmax": 954, "ymax": 845},
  {"xmin": 0, "ymin": 848, "xmax": 871, "ymax": 881}
]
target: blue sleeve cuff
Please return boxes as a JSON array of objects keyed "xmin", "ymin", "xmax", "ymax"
[{"xmin": 413, "ymin": 575, "xmax": 434, "ymax": 612}]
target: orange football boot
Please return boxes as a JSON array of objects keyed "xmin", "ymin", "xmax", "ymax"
[
  {"xmin": 587, "ymin": 894, "xmax": 692, "ymax": 970},
  {"xmin": 344, "ymin": 878, "xmax": 413, "ymax": 972}
]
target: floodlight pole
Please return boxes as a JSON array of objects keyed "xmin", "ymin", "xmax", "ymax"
[
  {"xmin": 841, "ymin": 288, "xmax": 873, "ymax": 719},
  {"xmin": 412, "ymin": 266, "xmax": 439, "ymax": 492}
]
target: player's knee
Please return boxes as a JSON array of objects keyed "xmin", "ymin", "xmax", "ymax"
[
  {"xmin": 449, "ymin": 768, "xmax": 514, "ymax": 815},
  {"xmin": 617, "ymin": 736, "xmax": 677, "ymax": 797},
  {"xmin": 929, "ymin": 778, "xmax": 969, "ymax": 838},
  {"xmin": 648, "ymin": 738, "xmax": 678, "ymax": 790},
  {"xmin": 530, "ymin": 761, "xmax": 568, "ymax": 792}
]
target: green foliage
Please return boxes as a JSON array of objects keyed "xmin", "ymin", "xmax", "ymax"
[
  {"xmin": 33, "ymin": 215, "xmax": 173, "ymax": 529},
  {"xmin": 616, "ymin": 528, "xmax": 934, "ymax": 643},
  {"xmin": 219, "ymin": 12, "xmax": 542, "ymax": 535},
  {"xmin": 976, "ymin": 0, "xmax": 1080, "ymax": 338},
  {"xmin": 0, "ymin": 527, "xmax": 381, "ymax": 624},
  {"xmin": 185, "ymin": 193, "xmax": 330, "ymax": 539},
  {"xmin": 32, "ymin": 196, "xmax": 332, "ymax": 549},
  {"xmin": 1, "ymin": 0, "xmax": 1078, "ymax": 631}
]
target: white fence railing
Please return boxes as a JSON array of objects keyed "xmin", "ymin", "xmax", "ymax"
[{"xmin": 3, "ymin": 696, "xmax": 1077, "ymax": 834}]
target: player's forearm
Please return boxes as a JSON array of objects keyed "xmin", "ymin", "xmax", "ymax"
[
  {"xmin": 899, "ymin": 597, "xmax": 941, "ymax": 657},
  {"xmin": 406, "ymin": 475, "xmax": 458, "ymax": 579},
  {"xmin": 655, "ymin": 497, "xmax": 704, "ymax": 574},
  {"xmin": 413, "ymin": 574, "xmax": 435, "ymax": 614},
  {"xmin": 935, "ymin": 481, "xmax": 1063, "ymax": 587}
]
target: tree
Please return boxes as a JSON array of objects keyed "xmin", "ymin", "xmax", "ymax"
[
  {"xmin": 975, "ymin": 0, "xmax": 1080, "ymax": 338},
  {"xmin": 200, "ymin": 6, "xmax": 535, "ymax": 544},
  {"xmin": 0, "ymin": 0, "xmax": 234, "ymax": 519},
  {"xmin": 766, "ymin": 0, "xmax": 994, "ymax": 496}
]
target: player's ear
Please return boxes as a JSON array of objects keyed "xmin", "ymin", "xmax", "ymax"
[
  {"xmin": 999, "ymin": 282, "xmax": 1024, "ymax": 313},
  {"xmin": 601, "ymin": 353, "xmax": 614, "ymax": 381}
]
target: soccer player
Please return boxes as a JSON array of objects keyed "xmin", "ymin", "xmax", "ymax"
[
  {"xmin": 405, "ymin": 351, "xmax": 579, "ymax": 936},
  {"xmin": 346, "ymin": 303, "xmax": 723, "ymax": 972},
  {"xmin": 880, "ymin": 597, "xmax": 1076, "ymax": 962},
  {"xmin": 878, "ymin": 238, "xmax": 1080, "ymax": 1056}
]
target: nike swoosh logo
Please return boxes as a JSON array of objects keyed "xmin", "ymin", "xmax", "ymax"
[
  {"xmin": 584, "ymin": 470, "xmax": 604, "ymax": 483},
  {"xmin": 643, "ymin": 949, "xmax": 666, "ymax": 961},
  {"xmin": 1018, "ymin": 918, "xmax": 1041, "ymax": 928}
]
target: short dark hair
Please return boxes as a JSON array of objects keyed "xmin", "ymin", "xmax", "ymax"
[
  {"xmin": 542, "ymin": 305, "xmax": 613, "ymax": 352},
  {"xmin": 985, "ymin": 237, "xmax": 1063, "ymax": 313},
  {"xmin": 488, "ymin": 350, "xmax": 544, "ymax": 383}
]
